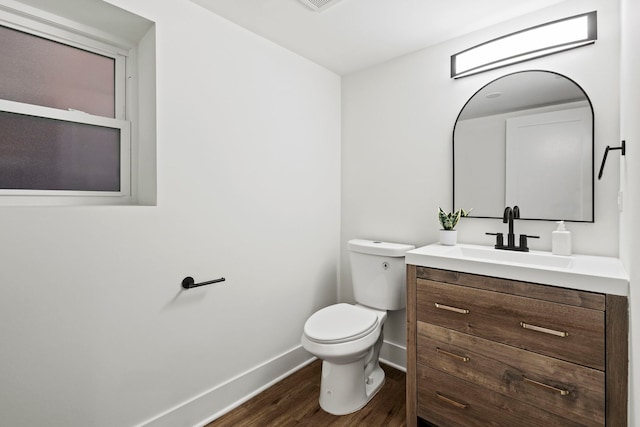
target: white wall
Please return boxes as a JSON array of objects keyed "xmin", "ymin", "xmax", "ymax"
[
  {"xmin": 0, "ymin": 1, "xmax": 341, "ymax": 426},
  {"xmin": 341, "ymin": 0, "xmax": 621, "ymax": 360},
  {"xmin": 619, "ymin": 0, "xmax": 639, "ymax": 424}
]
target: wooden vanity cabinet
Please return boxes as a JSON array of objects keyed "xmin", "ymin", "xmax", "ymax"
[{"xmin": 406, "ymin": 265, "xmax": 628, "ymax": 427}]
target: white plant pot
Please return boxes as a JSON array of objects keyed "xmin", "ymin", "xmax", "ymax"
[{"xmin": 439, "ymin": 230, "xmax": 457, "ymax": 246}]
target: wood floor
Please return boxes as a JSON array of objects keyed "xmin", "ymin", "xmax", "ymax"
[{"xmin": 206, "ymin": 359, "xmax": 406, "ymax": 426}]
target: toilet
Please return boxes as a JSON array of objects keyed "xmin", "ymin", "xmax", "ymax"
[{"xmin": 301, "ymin": 239, "xmax": 415, "ymax": 415}]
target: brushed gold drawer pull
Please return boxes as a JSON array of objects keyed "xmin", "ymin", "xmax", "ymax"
[
  {"xmin": 523, "ymin": 376, "xmax": 570, "ymax": 396},
  {"xmin": 520, "ymin": 322, "xmax": 569, "ymax": 337},
  {"xmin": 436, "ymin": 347, "xmax": 470, "ymax": 362},
  {"xmin": 436, "ymin": 392, "xmax": 468, "ymax": 409},
  {"xmin": 435, "ymin": 303, "xmax": 469, "ymax": 314}
]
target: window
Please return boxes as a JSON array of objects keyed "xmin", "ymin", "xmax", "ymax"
[
  {"xmin": 0, "ymin": 19, "xmax": 129, "ymax": 196},
  {"xmin": 0, "ymin": 0, "xmax": 155, "ymax": 205}
]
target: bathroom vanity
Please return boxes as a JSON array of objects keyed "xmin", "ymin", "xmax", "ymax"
[{"xmin": 405, "ymin": 244, "xmax": 629, "ymax": 427}]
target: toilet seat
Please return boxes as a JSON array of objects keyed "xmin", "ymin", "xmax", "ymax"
[{"xmin": 304, "ymin": 303, "xmax": 379, "ymax": 344}]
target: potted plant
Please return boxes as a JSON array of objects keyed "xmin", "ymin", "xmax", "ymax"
[{"xmin": 438, "ymin": 207, "xmax": 471, "ymax": 246}]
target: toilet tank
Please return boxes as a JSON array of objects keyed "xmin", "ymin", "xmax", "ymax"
[{"xmin": 348, "ymin": 239, "xmax": 415, "ymax": 311}]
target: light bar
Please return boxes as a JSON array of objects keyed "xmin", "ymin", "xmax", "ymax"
[{"xmin": 451, "ymin": 11, "xmax": 597, "ymax": 79}]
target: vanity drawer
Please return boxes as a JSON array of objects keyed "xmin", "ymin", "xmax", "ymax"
[
  {"xmin": 417, "ymin": 279, "xmax": 605, "ymax": 369},
  {"xmin": 415, "ymin": 267, "xmax": 606, "ymax": 310},
  {"xmin": 417, "ymin": 322, "xmax": 605, "ymax": 426},
  {"xmin": 417, "ymin": 364, "xmax": 586, "ymax": 427}
]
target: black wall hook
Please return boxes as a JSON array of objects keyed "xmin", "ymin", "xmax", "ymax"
[
  {"xmin": 182, "ymin": 276, "xmax": 226, "ymax": 289},
  {"xmin": 598, "ymin": 140, "xmax": 626, "ymax": 180}
]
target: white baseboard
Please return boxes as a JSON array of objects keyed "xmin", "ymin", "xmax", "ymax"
[
  {"xmin": 136, "ymin": 340, "xmax": 406, "ymax": 427},
  {"xmin": 135, "ymin": 345, "xmax": 314, "ymax": 427},
  {"xmin": 380, "ymin": 340, "xmax": 406, "ymax": 372}
]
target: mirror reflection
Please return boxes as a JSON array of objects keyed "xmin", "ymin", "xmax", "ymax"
[{"xmin": 453, "ymin": 70, "xmax": 594, "ymax": 222}]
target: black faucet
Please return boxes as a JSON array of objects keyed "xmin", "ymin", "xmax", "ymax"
[
  {"xmin": 504, "ymin": 206, "xmax": 518, "ymax": 248},
  {"xmin": 486, "ymin": 205, "xmax": 539, "ymax": 252}
]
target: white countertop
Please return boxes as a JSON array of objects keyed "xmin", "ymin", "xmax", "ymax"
[{"xmin": 406, "ymin": 243, "xmax": 629, "ymax": 296}]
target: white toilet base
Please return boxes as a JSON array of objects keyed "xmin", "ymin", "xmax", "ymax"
[
  {"xmin": 318, "ymin": 359, "xmax": 386, "ymax": 415},
  {"xmin": 365, "ymin": 363, "xmax": 385, "ymax": 397}
]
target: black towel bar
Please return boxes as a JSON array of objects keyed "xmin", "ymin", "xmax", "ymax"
[
  {"xmin": 181, "ymin": 276, "xmax": 226, "ymax": 289},
  {"xmin": 598, "ymin": 140, "xmax": 626, "ymax": 180}
]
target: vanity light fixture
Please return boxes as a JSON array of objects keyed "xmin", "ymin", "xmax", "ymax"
[{"xmin": 451, "ymin": 11, "xmax": 597, "ymax": 79}]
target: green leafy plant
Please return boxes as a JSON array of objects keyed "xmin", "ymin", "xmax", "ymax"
[{"xmin": 438, "ymin": 207, "xmax": 471, "ymax": 230}]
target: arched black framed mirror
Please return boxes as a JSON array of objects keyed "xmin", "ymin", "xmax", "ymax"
[{"xmin": 453, "ymin": 70, "xmax": 594, "ymax": 222}]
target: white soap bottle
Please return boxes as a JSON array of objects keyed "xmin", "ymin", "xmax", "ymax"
[{"xmin": 552, "ymin": 221, "xmax": 572, "ymax": 256}]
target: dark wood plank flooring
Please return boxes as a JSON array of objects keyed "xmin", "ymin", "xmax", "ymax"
[{"xmin": 206, "ymin": 359, "xmax": 406, "ymax": 426}]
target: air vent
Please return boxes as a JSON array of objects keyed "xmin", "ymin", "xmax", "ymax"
[{"xmin": 298, "ymin": 0, "xmax": 344, "ymax": 12}]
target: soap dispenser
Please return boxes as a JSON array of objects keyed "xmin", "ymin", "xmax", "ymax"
[{"xmin": 552, "ymin": 221, "xmax": 572, "ymax": 256}]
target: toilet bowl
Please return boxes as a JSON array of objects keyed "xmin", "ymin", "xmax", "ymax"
[
  {"xmin": 301, "ymin": 239, "xmax": 414, "ymax": 416},
  {"xmin": 301, "ymin": 303, "xmax": 387, "ymax": 415}
]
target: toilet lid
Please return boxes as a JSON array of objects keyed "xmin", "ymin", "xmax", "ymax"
[{"xmin": 304, "ymin": 303, "xmax": 379, "ymax": 344}]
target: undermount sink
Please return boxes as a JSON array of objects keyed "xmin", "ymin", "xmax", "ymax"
[
  {"xmin": 451, "ymin": 245, "xmax": 573, "ymax": 268},
  {"xmin": 405, "ymin": 243, "xmax": 629, "ymax": 296}
]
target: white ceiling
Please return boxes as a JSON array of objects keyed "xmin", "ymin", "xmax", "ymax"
[{"xmin": 190, "ymin": 0, "xmax": 568, "ymax": 75}]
